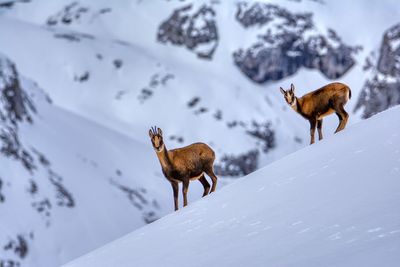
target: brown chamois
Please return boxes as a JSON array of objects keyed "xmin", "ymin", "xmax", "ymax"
[
  {"xmin": 149, "ymin": 127, "xmax": 218, "ymax": 211},
  {"xmin": 280, "ymin": 82, "xmax": 351, "ymax": 145}
]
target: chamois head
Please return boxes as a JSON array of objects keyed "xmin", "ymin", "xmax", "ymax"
[
  {"xmin": 280, "ymin": 83, "xmax": 296, "ymax": 106},
  {"xmin": 149, "ymin": 126, "xmax": 164, "ymax": 152}
]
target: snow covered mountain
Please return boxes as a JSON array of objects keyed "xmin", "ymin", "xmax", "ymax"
[
  {"xmin": 0, "ymin": 53, "xmax": 172, "ymax": 267},
  {"xmin": 355, "ymin": 22, "xmax": 400, "ymax": 118},
  {"xmin": 64, "ymin": 106, "xmax": 400, "ymax": 267},
  {"xmin": 0, "ymin": 0, "xmax": 399, "ymax": 266}
]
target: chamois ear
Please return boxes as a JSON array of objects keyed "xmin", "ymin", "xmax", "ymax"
[
  {"xmin": 290, "ymin": 83, "xmax": 295, "ymax": 93},
  {"xmin": 280, "ymin": 87, "xmax": 285, "ymax": 95},
  {"xmin": 157, "ymin": 127, "xmax": 163, "ymax": 136},
  {"xmin": 149, "ymin": 129, "xmax": 154, "ymax": 138}
]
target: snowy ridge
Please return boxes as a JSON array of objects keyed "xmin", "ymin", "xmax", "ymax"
[{"xmin": 65, "ymin": 106, "xmax": 400, "ymax": 267}]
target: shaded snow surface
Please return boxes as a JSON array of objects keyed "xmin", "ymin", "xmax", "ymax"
[{"xmin": 65, "ymin": 106, "xmax": 400, "ymax": 267}]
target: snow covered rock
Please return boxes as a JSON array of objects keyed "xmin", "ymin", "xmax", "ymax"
[
  {"xmin": 0, "ymin": 54, "xmax": 167, "ymax": 267},
  {"xmin": 234, "ymin": 3, "xmax": 360, "ymax": 83},
  {"xmin": 157, "ymin": 4, "xmax": 219, "ymax": 59},
  {"xmin": 355, "ymin": 23, "xmax": 400, "ymax": 118},
  {"xmin": 46, "ymin": 1, "xmax": 111, "ymax": 27}
]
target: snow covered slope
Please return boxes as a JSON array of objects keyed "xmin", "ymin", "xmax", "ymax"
[
  {"xmin": 0, "ymin": 0, "xmax": 398, "ymax": 175},
  {"xmin": 1, "ymin": 1, "xmax": 400, "ymax": 266},
  {"xmin": 65, "ymin": 106, "xmax": 400, "ymax": 267},
  {"xmin": 0, "ymin": 54, "xmax": 174, "ymax": 267}
]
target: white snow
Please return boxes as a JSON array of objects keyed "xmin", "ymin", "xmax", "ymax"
[
  {"xmin": 0, "ymin": 1, "xmax": 399, "ymax": 266},
  {"xmin": 65, "ymin": 106, "xmax": 400, "ymax": 267}
]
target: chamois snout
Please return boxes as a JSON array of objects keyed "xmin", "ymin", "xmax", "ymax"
[{"xmin": 149, "ymin": 126, "xmax": 164, "ymax": 152}]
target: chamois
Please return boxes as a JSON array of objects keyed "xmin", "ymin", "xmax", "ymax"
[
  {"xmin": 149, "ymin": 127, "xmax": 218, "ymax": 211},
  {"xmin": 280, "ymin": 82, "xmax": 351, "ymax": 145}
]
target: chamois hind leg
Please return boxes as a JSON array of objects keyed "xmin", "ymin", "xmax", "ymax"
[
  {"xmin": 205, "ymin": 167, "xmax": 218, "ymax": 193},
  {"xmin": 317, "ymin": 119, "xmax": 323, "ymax": 140},
  {"xmin": 334, "ymin": 104, "xmax": 349, "ymax": 133},
  {"xmin": 171, "ymin": 181, "xmax": 179, "ymax": 211},
  {"xmin": 182, "ymin": 180, "xmax": 189, "ymax": 207},
  {"xmin": 309, "ymin": 118, "xmax": 317, "ymax": 145},
  {"xmin": 198, "ymin": 175, "xmax": 210, "ymax": 197}
]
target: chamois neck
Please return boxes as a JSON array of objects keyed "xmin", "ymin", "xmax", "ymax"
[
  {"xmin": 290, "ymin": 97, "xmax": 299, "ymax": 112},
  {"xmin": 156, "ymin": 145, "xmax": 173, "ymax": 171},
  {"xmin": 291, "ymin": 97, "xmax": 309, "ymax": 119}
]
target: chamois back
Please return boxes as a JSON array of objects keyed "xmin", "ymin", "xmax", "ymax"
[
  {"xmin": 280, "ymin": 82, "xmax": 351, "ymax": 144},
  {"xmin": 299, "ymin": 82, "xmax": 351, "ymax": 119}
]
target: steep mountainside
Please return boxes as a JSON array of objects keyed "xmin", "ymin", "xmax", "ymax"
[
  {"xmin": 0, "ymin": 54, "xmax": 172, "ymax": 267},
  {"xmin": 65, "ymin": 106, "xmax": 400, "ymax": 267},
  {"xmin": 355, "ymin": 23, "xmax": 400, "ymax": 118}
]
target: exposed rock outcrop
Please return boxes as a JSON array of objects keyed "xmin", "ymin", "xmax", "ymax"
[
  {"xmin": 214, "ymin": 149, "xmax": 259, "ymax": 177},
  {"xmin": 157, "ymin": 4, "xmax": 218, "ymax": 59},
  {"xmin": 355, "ymin": 23, "xmax": 400, "ymax": 118},
  {"xmin": 234, "ymin": 3, "xmax": 360, "ymax": 83},
  {"xmin": 46, "ymin": 2, "xmax": 111, "ymax": 27}
]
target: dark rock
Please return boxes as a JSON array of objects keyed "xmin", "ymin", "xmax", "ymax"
[
  {"xmin": 187, "ymin": 97, "xmax": 200, "ymax": 108},
  {"xmin": 0, "ymin": 0, "xmax": 30, "ymax": 9},
  {"xmin": 113, "ymin": 59, "xmax": 123, "ymax": 69},
  {"xmin": 137, "ymin": 72, "xmax": 174, "ymax": 103},
  {"xmin": 214, "ymin": 149, "xmax": 259, "ymax": 177},
  {"xmin": 194, "ymin": 107, "xmax": 208, "ymax": 115},
  {"xmin": 54, "ymin": 32, "xmax": 95, "ymax": 42},
  {"xmin": 74, "ymin": 71, "xmax": 90, "ymax": 82},
  {"xmin": 27, "ymin": 179, "xmax": 38, "ymax": 195},
  {"xmin": 213, "ymin": 109, "xmax": 222, "ymax": 120},
  {"xmin": 3, "ymin": 235, "xmax": 28, "ymax": 259},
  {"xmin": 157, "ymin": 4, "xmax": 219, "ymax": 59},
  {"xmin": 48, "ymin": 170, "xmax": 75, "ymax": 208},
  {"xmin": 355, "ymin": 23, "xmax": 400, "ymax": 118},
  {"xmin": 246, "ymin": 121, "xmax": 275, "ymax": 153},
  {"xmin": 0, "ymin": 55, "xmax": 37, "ymax": 173},
  {"xmin": 32, "ymin": 199, "xmax": 51, "ymax": 217},
  {"xmin": 110, "ymin": 179, "xmax": 160, "ymax": 223},
  {"xmin": 0, "ymin": 178, "xmax": 4, "ymax": 203},
  {"xmin": 234, "ymin": 3, "xmax": 359, "ymax": 83},
  {"xmin": 0, "ymin": 57, "xmax": 32, "ymax": 124},
  {"xmin": 47, "ymin": 2, "xmax": 88, "ymax": 26}
]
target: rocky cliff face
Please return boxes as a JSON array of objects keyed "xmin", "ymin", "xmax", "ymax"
[
  {"xmin": 233, "ymin": 2, "xmax": 360, "ymax": 83},
  {"xmin": 0, "ymin": 55, "xmax": 35, "ymax": 170},
  {"xmin": 157, "ymin": 4, "xmax": 218, "ymax": 59},
  {"xmin": 355, "ymin": 23, "xmax": 400, "ymax": 118}
]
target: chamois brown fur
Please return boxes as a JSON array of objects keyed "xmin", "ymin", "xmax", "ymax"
[
  {"xmin": 280, "ymin": 82, "xmax": 351, "ymax": 144},
  {"xmin": 149, "ymin": 127, "xmax": 218, "ymax": 211}
]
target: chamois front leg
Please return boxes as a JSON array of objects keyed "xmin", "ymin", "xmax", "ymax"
[
  {"xmin": 182, "ymin": 180, "xmax": 189, "ymax": 207},
  {"xmin": 309, "ymin": 118, "xmax": 317, "ymax": 145},
  {"xmin": 317, "ymin": 119, "xmax": 323, "ymax": 140},
  {"xmin": 171, "ymin": 181, "xmax": 179, "ymax": 211}
]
